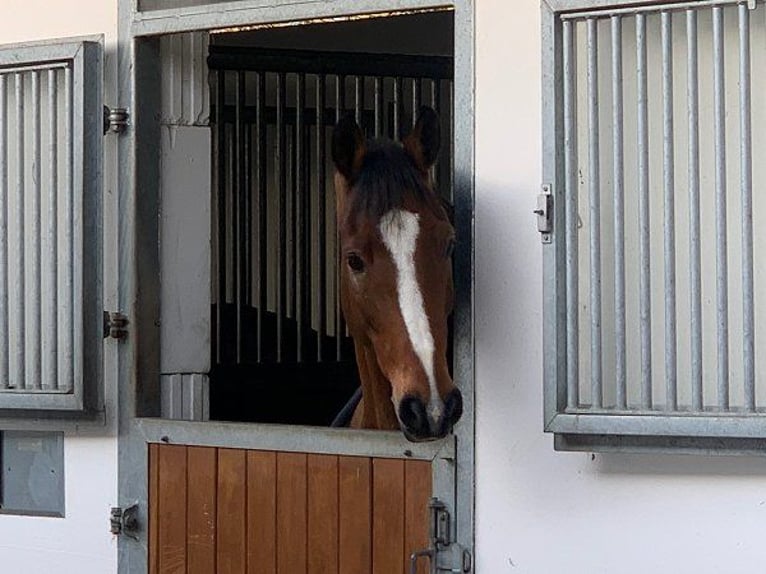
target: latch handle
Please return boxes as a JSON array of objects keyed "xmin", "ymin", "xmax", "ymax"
[
  {"xmin": 410, "ymin": 549, "xmax": 433, "ymax": 574},
  {"xmin": 536, "ymin": 184, "xmax": 553, "ymax": 244}
]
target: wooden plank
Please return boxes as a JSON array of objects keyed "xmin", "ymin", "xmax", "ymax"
[
  {"xmin": 276, "ymin": 452, "xmax": 308, "ymax": 574},
  {"xmin": 158, "ymin": 444, "xmax": 187, "ymax": 574},
  {"xmin": 404, "ymin": 461, "xmax": 432, "ymax": 574},
  {"xmin": 372, "ymin": 458, "xmax": 405, "ymax": 574},
  {"xmin": 307, "ymin": 454, "xmax": 339, "ymax": 574},
  {"xmin": 187, "ymin": 447, "xmax": 217, "ymax": 574},
  {"xmin": 247, "ymin": 450, "xmax": 277, "ymax": 574},
  {"xmin": 217, "ymin": 448, "xmax": 247, "ymax": 574},
  {"xmin": 338, "ymin": 456, "xmax": 372, "ymax": 574},
  {"xmin": 148, "ymin": 443, "xmax": 160, "ymax": 574}
]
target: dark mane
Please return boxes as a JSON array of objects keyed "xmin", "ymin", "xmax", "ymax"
[{"xmin": 349, "ymin": 139, "xmax": 442, "ymax": 220}]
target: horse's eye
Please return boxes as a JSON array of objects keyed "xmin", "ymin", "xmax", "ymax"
[
  {"xmin": 347, "ymin": 252, "xmax": 366, "ymax": 273},
  {"xmin": 445, "ymin": 238, "xmax": 456, "ymax": 259}
]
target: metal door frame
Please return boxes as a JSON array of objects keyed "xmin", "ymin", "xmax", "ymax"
[{"xmin": 116, "ymin": 1, "xmax": 475, "ymax": 571}]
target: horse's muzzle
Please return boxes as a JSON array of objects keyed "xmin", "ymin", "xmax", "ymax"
[{"xmin": 398, "ymin": 388, "xmax": 463, "ymax": 442}]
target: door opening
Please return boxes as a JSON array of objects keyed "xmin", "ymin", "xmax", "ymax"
[{"xmin": 206, "ymin": 11, "xmax": 455, "ymax": 426}]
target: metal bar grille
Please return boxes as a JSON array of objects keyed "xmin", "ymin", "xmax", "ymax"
[
  {"xmin": 209, "ymin": 47, "xmax": 454, "ymax": 372},
  {"xmin": 557, "ymin": 2, "xmax": 765, "ymax": 419},
  {"xmin": 0, "ymin": 44, "xmax": 97, "ymax": 404}
]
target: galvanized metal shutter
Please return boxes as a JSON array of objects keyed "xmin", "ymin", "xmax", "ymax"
[
  {"xmin": 0, "ymin": 39, "xmax": 102, "ymax": 414},
  {"xmin": 542, "ymin": 0, "xmax": 766, "ymax": 451}
]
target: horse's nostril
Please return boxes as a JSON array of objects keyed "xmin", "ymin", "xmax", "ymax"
[
  {"xmin": 444, "ymin": 388, "xmax": 464, "ymax": 427},
  {"xmin": 398, "ymin": 396, "xmax": 429, "ymax": 438}
]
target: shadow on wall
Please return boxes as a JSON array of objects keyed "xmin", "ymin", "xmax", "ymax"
[{"xmin": 597, "ymin": 452, "xmax": 766, "ymax": 477}]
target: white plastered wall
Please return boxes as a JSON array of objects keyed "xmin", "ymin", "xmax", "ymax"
[
  {"xmin": 0, "ymin": 2, "xmax": 118, "ymax": 572},
  {"xmin": 475, "ymin": 1, "xmax": 766, "ymax": 573}
]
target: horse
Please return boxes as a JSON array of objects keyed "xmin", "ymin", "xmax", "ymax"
[{"xmin": 331, "ymin": 106, "xmax": 463, "ymax": 441}]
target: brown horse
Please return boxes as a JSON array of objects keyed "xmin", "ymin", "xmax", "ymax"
[{"xmin": 331, "ymin": 107, "xmax": 462, "ymax": 441}]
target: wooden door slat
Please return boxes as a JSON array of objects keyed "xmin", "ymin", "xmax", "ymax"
[
  {"xmin": 187, "ymin": 447, "xmax": 217, "ymax": 574},
  {"xmin": 158, "ymin": 444, "xmax": 188, "ymax": 574},
  {"xmin": 247, "ymin": 450, "xmax": 277, "ymax": 574},
  {"xmin": 217, "ymin": 448, "xmax": 247, "ymax": 574},
  {"xmin": 404, "ymin": 461, "xmax": 432, "ymax": 574},
  {"xmin": 307, "ymin": 454, "xmax": 339, "ymax": 574},
  {"xmin": 372, "ymin": 458, "xmax": 405, "ymax": 574},
  {"xmin": 148, "ymin": 443, "xmax": 160, "ymax": 574},
  {"xmin": 276, "ymin": 452, "xmax": 308, "ymax": 574},
  {"xmin": 339, "ymin": 456, "xmax": 372, "ymax": 574}
]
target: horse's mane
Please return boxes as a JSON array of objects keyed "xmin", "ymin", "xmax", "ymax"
[{"xmin": 349, "ymin": 140, "xmax": 445, "ymax": 221}]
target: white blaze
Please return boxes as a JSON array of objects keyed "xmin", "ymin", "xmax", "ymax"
[{"xmin": 379, "ymin": 209, "xmax": 443, "ymax": 424}]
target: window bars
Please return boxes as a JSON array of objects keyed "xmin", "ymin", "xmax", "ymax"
[
  {"xmin": 545, "ymin": 0, "xmax": 766, "ymax": 445},
  {"xmin": 208, "ymin": 47, "xmax": 453, "ymax": 370}
]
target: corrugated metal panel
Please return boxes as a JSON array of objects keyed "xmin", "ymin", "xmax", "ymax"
[
  {"xmin": 160, "ymin": 32, "xmax": 210, "ymax": 126},
  {"xmin": 0, "ymin": 39, "xmax": 102, "ymax": 412}
]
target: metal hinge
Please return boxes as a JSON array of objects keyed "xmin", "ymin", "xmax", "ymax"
[
  {"xmin": 110, "ymin": 504, "xmax": 139, "ymax": 540},
  {"xmin": 535, "ymin": 183, "xmax": 553, "ymax": 244},
  {"xmin": 103, "ymin": 106, "xmax": 129, "ymax": 135},
  {"xmin": 410, "ymin": 498, "xmax": 471, "ymax": 573},
  {"xmin": 103, "ymin": 311, "xmax": 128, "ymax": 340}
]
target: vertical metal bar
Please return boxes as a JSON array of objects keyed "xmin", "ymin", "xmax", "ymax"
[
  {"xmin": 45, "ymin": 69, "xmax": 57, "ymax": 391},
  {"xmin": 563, "ymin": 21, "xmax": 579, "ymax": 409},
  {"xmin": 276, "ymin": 72, "xmax": 286, "ymax": 363},
  {"xmin": 411, "ymin": 77, "xmax": 422, "ymax": 128},
  {"xmin": 316, "ymin": 74, "xmax": 326, "ymax": 362},
  {"xmin": 61, "ymin": 65, "xmax": 72, "ymax": 391},
  {"xmin": 430, "ymin": 78, "xmax": 441, "ymax": 192},
  {"xmin": 611, "ymin": 16, "xmax": 626, "ymax": 410},
  {"xmin": 215, "ymin": 70, "xmax": 226, "ymax": 365},
  {"xmin": 587, "ymin": 19, "xmax": 602, "ymax": 409},
  {"xmin": 30, "ymin": 71, "xmax": 41, "ymax": 390},
  {"xmin": 713, "ymin": 6, "xmax": 729, "ymax": 411},
  {"xmin": 662, "ymin": 12, "xmax": 677, "ymax": 411},
  {"xmin": 374, "ymin": 76, "xmax": 383, "ymax": 139},
  {"xmin": 739, "ymin": 4, "xmax": 755, "ymax": 412},
  {"xmin": 243, "ymin": 87, "xmax": 252, "ymax": 347},
  {"xmin": 256, "ymin": 72, "xmax": 267, "ymax": 363},
  {"xmin": 335, "ymin": 75, "xmax": 345, "ymax": 361},
  {"xmin": 393, "ymin": 76, "xmax": 402, "ymax": 139},
  {"xmin": 0, "ymin": 75, "xmax": 7, "ymax": 389},
  {"xmin": 354, "ymin": 75, "xmax": 363, "ymax": 126},
  {"xmin": 296, "ymin": 73, "xmax": 305, "ymax": 362},
  {"xmin": 637, "ymin": 13, "xmax": 652, "ymax": 409},
  {"xmin": 687, "ymin": 9, "xmax": 703, "ymax": 411},
  {"xmin": 13, "ymin": 73, "xmax": 25, "ymax": 389},
  {"xmin": 235, "ymin": 71, "xmax": 246, "ymax": 364}
]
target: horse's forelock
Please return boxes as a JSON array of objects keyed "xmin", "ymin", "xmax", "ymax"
[{"xmin": 348, "ymin": 140, "xmax": 442, "ymax": 221}]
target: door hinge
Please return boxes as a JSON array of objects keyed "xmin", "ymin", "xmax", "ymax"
[
  {"xmin": 110, "ymin": 504, "xmax": 139, "ymax": 540},
  {"xmin": 535, "ymin": 183, "xmax": 553, "ymax": 244},
  {"xmin": 410, "ymin": 498, "xmax": 470, "ymax": 573},
  {"xmin": 103, "ymin": 311, "xmax": 128, "ymax": 340},
  {"xmin": 103, "ymin": 106, "xmax": 129, "ymax": 135}
]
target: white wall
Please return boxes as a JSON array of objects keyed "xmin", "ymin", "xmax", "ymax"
[
  {"xmin": 474, "ymin": 1, "xmax": 766, "ymax": 573},
  {"xmin": 0, "ymin": 2, "xmax": 118, "ymax": 572}
]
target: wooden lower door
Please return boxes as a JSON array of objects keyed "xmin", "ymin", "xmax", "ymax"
[{"xmin": 148, "ymin": 444, "xmax": 432, "ymax": 574}]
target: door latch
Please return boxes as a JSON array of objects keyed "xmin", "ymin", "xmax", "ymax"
[
  {"xmin": 535, "ymin": 183, "xmax": 553, "ymax": 243},
  {"xmin": 410, "ymin": 498, "xmax": 470, "ymax": 573},
  {"xmin": 110, "ymin": 503, "xmax": 139, "ymax": 540}
]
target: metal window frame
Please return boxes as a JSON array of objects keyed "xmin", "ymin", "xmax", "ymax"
[
  {"xmin": 541, "ymin": 0, "xmax": 764, "ymax": 454},
  {"xmin": 117, "ymin": 1, "xmax": 475, "ymax": 571},
  {"xmin": 0, "ymin": 37, "xmax": 103, "ymax": 421}
]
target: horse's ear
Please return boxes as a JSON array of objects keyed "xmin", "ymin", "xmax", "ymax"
[
  {"xmin": 403, "ymin": 106, "xmax": 440, "ymax": 171},
  {"xmin": 332, "ymin": 114, "xmax": 366, "ymax": 181}
]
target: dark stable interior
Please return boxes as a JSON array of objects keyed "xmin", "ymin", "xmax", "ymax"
[{"xmin": 208, "ymin": 10, "xmax": 455, "ymax": 426}]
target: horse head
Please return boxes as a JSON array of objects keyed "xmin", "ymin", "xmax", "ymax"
[{"xmin": 332, "ymin": 107, "xmax": 462, "ymax": 441}]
